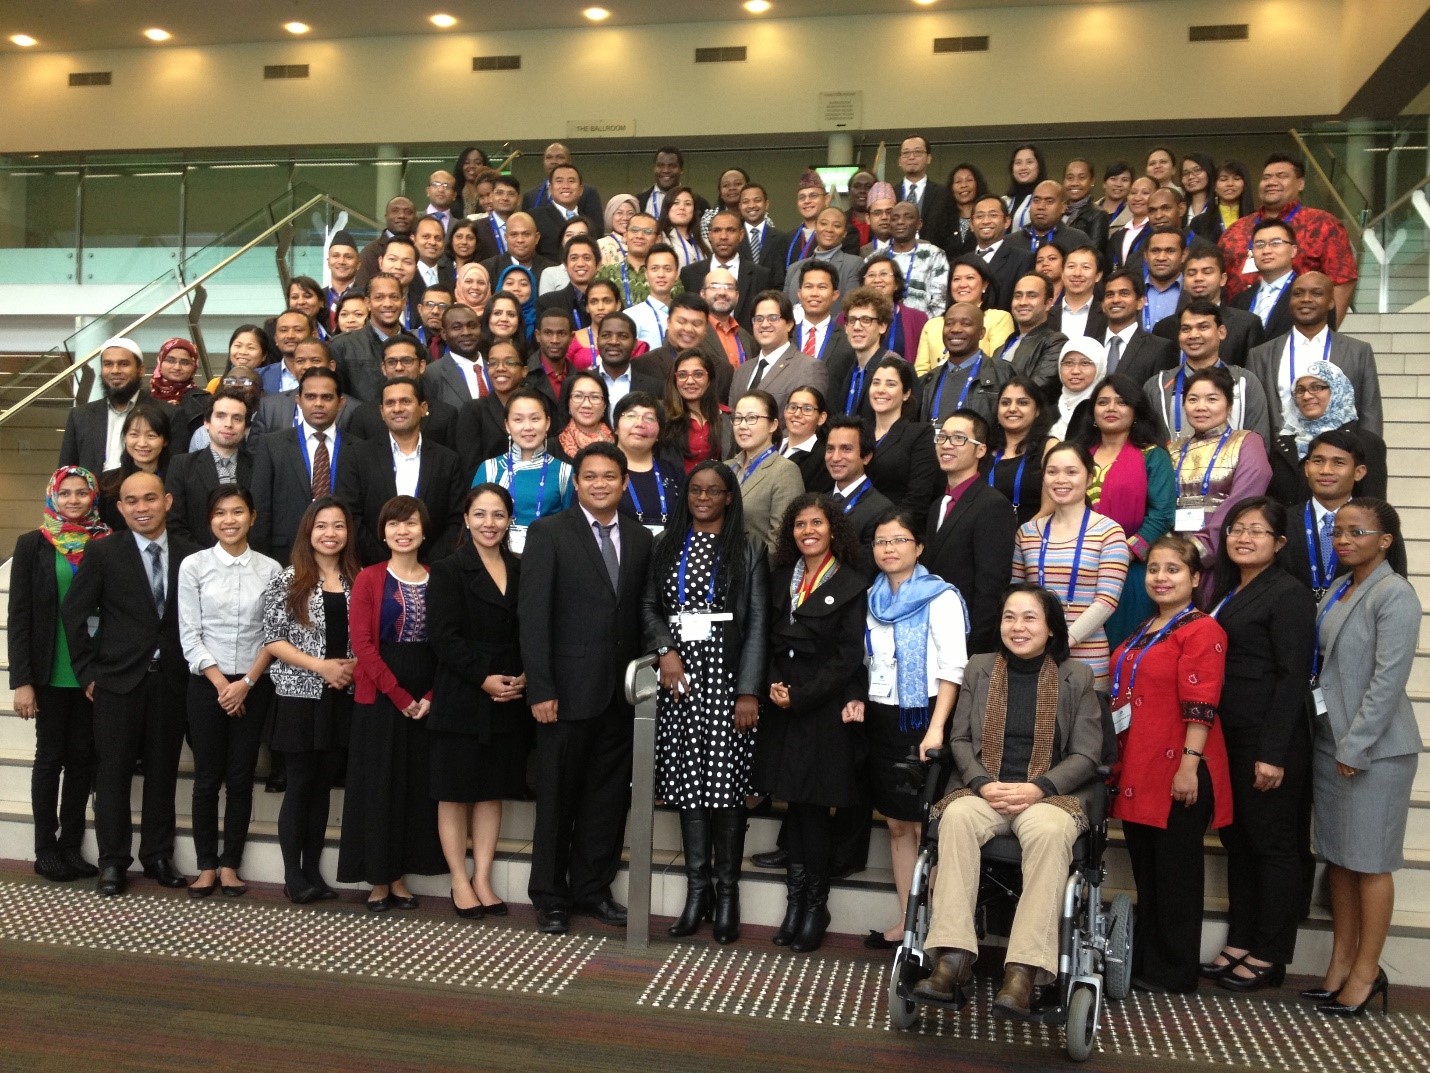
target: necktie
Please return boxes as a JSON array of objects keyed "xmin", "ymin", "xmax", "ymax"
[
  {"xmin": 146, "ymin": 543, "xmax": 165, "ymax": 618},
  {"xmin": 311, "ymin": 431, "xmax": 330, "ymax": 498},
  {"xmin": 748, "ymin": 227, "xmax": 762, "ymax": 260},
  {"xmin": 802, "ymin": 325, "xmax": 817, "ymax": 357},
  {"xmin": 977, "ymin": 247, "xmax": 993, "ymax": 260},
  {"xmin": 595, "ymin": 520, "xmax": 620, "ymax": 589},
  {"xmin": 748, "ymin": 357, "xmax": 769, "ymax": 390},
  {"xmin": 1320, "ymin": 511, "xmax": 1336, "ymax": 577},
  {"xmin": 474, "ymin": 362, "xmax": 489, "ymax": 399},
  {"xmin": 1105, "ymin": 335, "xmax": 1123, "ymax": 374},
  {"xmin": 940, "ymin": 489, "xmax": 959, "ymax": 528}
]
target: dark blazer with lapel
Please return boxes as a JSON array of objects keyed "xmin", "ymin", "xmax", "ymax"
[
  {"xmin": 784, "ymin": 436, "xmax": 834, "ymax": 494},
  {"xmin": 329, "ymin": 326, "xmax": 387, "ymax": 404},
  {"xmin": 984, "ymin": 243, "xmax": 1036, "ymax": 312},
  {"xmin": 1154, "ymin": 300, "xmax": 1264, "ymax": 367},
  {"xmin": 163, "ymin": 445, "xmax": 254, "ymax": 547},
  {"xmin": 1048, "ymin": 303, "xmax": 1109, "ymax": 340},
  {"xmin": 59, "ymin": 393, "xmax": 165, "ymax": 476},
  {"xmin": 425, "ymin": 540, "xmax": 524, "ymax": 739},
  {"xmin": 1279, "ymin": 497, "xmax": 1408, "ymax": 595},
  {"xmin": 518, "ymin": 506, "xmax": 654, "ymax": 719},
  {"xmin": 740, "ymin": 222, "xmax": 790, "ymax": 289},
  {"xmin": 1267, "ymin": 421, "xmax": 1388, "ymax": 506},
  {"xmin": 902, "ymin": 181, "xmax": 953, "ymax": 251},
  {"xmin": 638, "ymin": 185, "xmax": 710, "ymax": 218},
  {"xmin": 535, "ymin": 283, "xmax": 590, "ymax": 324},
  {"xmin": 479, "ymin": 253, "xmax": 557, "ymax": 292},
  {"xmin": 346, "ymin": 395, "xmax": 459, "ymax": 453},
  {"xmin": 334, "ymin": 433, "xmax": 463, "ymax": 565},
  {"xmin": 1005, "ymin": 224, "xmax": 1094, "ymax": 257},
  {"xmin": 1106, "ymin": 328, "xmax": 1178, "ymax": 391},
  {"xmin": 803, "ymin": 323, "xmax": 858, "ymax": 391},
  {"xmin": 827, "ymin": 346, "xmax": 893, "ymax": 421},
  {"xmin": 920, "ymin": 479, "xmax": 1016, "ymax": 655},
  {"xmin": 250, "ymin": 426, "xmax": 361, "ymax": 565},
  {"xmin": 253, "ymin": 391, "xmax": 357, "ymax": 437},
  {"xmin": 533, "ymin": 202, "xmax": 595, "ymax": 261},
  {"xmin": 865, "ymin": 418, "xmax": 942, "ymax": 534},
  {"xmin": 454, "ymin": 394, "xmax": 509, "ymax": 479},
  {"xmin": 422, "ymin": 355, "xmax": 481, "ymax": 411},
  {"xmin": 523, "ymin": 184, "xmax": 604, "ymax": 221},
  {"xmin": 680, "ymin": 257, "xmax": 771, "ymax": 330},
  {"xmin": 1231, "ymin": 279, "xmax": 1293, "ymax": 341},
  {"xmin": 61, "ymin": 529, "xmax": 198, "ymax": 693},
  {"xmin": 8, "ymin": 529, "xmax": 70, "ymax": 689},
  {"xmin": 839, "ymin": 480, "xmax": 896, "ymax": 575}
]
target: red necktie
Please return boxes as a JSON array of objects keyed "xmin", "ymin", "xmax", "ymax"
[{"xmin": 802, "ymin": 325, "xmax": 817, "ymax": 356}]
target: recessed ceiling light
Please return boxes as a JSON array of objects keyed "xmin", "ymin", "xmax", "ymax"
[
  {"xmin": 912, "ymin": 0, "xmax": 938, "ymax": 6},
  {"xmin": 744, "ymin": 0, "xmax": 771, "ymax": 12},
  {"xmin": 143, "ymin": 28, "xmax": 172, "ymax": 42},
  {"xmin": 583, "ymin": 7, "xmax": 611, "ymax": 20},
  {"xmin": 284, "ymin": 22, "xmax": 310, "ymax": 35},
  {"xmin": 430, "ymin": 13, "xmax": 457, "ymax": 28},
  {"xmin": 9, "ymin": 34, "xmax": 37, "ymax": 47}
]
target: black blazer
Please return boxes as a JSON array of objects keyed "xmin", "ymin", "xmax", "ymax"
[
  {"xmin": 535, "ymin": 283, "xmax": 590, "ymax": 326},
  {"xmin": 250, "ymin": 426, "xmax": 363, "ymax": 565},
  {"xmin": 1266, "ymin": 421, "xmax": 1388, "ymax": 506},
  {"xmin": 826, "ymin": 347, "xmax": 894, "ymax": 422},
  {"xmin": 426, "ymin": 540, "xmax": 524, "ymax": 740},
  {"xmin": 61, "ymin": 529, "xmax": 198, "ymax": 693},
  {"xmin": 1106, "ymin": 328, "xmax": 1178, "ymax": 390},
  {"xmin": 740, "ymin": 223, "xmax": 790, "ymax": 290},
  {"xmin": 1280, "ymin": 497, "xmax": 1408, "ymax": 595},
  {"xmin": 641, "ymin": 533, "xmax": 770, "ymax": 697},
  {"xmin": 334, "ymin": 434, "xmax": 464, "ymax": 565},
  {"xmin": 8, "ymin": 530, "xmax": 73, "ymax": 689},
  {"xmin": 329, "ymin": 326, "xmax": 387, "ymax": 404},
  {"xmin": 1154, "ymin": 301, "xmax": 1264, "ymax": 367},
  {"xmin": 766, "ymin": 563, "xmax": 869, "ymax": 711},
  {"xmin": 810, "ymin": 325, "xmax": 858, "ymax": 393},
  {"xmin": 164, "ymin": 445, "xmax": 254, "ymax": 547},
  {"xmin": 1005, "ymin": 224, "xmax": 1094, "ymax": 258},
  {"xmin": 784, "ymin": 437, "xmax": 834, "ymax": 494},
  {"xmin": 865, "ymin": 418, "xmax": 942, "ymax": 535},
  {"xmin": 518, "ymin": 506, "xmax": 654, "ymax": 720},
  {"xmin": 1231, "ymin": 280, "xmax": 1293, "ymax": 342},
  {"xmin": 1209, "ymin": 566, "xmax": 1315, "ymax": 767},
  {"xmin": 839, "ymin": 480, "xmax": 896, "ymax": 576},
  {"xmin": 346, "ymin": 396, "xmax": 460, "ymax": 453},
  {"xmin": 533, "ymin": 202, "xmax": 604, "ymax": 261},
  {"xmin": 523, "ymin": 184, "xmax": 604, "ymax": 222},
  {"xmin": 1047, "ymin": 304, "xmax": 1109, "ymax": 340},
  {"xmin": 1065, "ymin": 203, "xmax": 1111, "ymax": 253},
  {"xmin": 58, "ymin": 393, "xmax": 168, "ymax": 476},
  {"xmin": 1008, "ymin": 324, "xmax": 1069, "ymax": 403},
  {"xmin": 920, "ymin": 479, "xmax": 1016, "ymax": 655},
  {"xmin": 983, "ymin": 243, "xmax": 1036, "ymax": 312},
  {"xmin": 679, "ymin": 257, "xmax": 772, "ymax": 330},
  {"xmin": 902, "ymin": 181, "xmax": 953, "ymax": 251}
]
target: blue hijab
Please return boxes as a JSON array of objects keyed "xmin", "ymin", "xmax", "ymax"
[
  {"xmin": 494, "ymin": 263, "xmax": 538, "ymax": 341},
  {"xmin": 867, "ymin": 563, "xmax": 956, "ymax": 731}
]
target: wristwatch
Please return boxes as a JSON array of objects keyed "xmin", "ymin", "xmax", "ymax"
[
  {"xmin": 655, "ymin": 646, "xmax": 673, "ymax": 657},
  {"xmin": 242, "ymin": 675, "xmax": 256, "ymax": 688}
]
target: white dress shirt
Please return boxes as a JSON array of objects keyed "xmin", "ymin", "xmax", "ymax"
[
  {"xmin": 103, "ymin": 396, "xmax": 138, "ymax": 472},
  {"xmin": 1060, "ymin": 298, "xmax": 1093, "ymax": 340},
  {"xmin": 793, "ymin": 314, "xmax": 831, "ymax": 357},
  {"xmin": 1277, "ymin": 324, "xmax": 1331, "ymax": 421},
  {"xmin": 391, "ymin": 434, "xmax": 422, "ymax": 497},
  {"xmin": 599, "ymin": 365, "xmax": 633, "ymax": 421},
  {"xmin": 178, "ymin": 544, "xmax": 283, "ymax": 675},
  {"xmin": 863, "ymin": 589, "xmax": 969, "ymax": 701},
  {"xmin": 782, "ymin": 434, "xmax": 819, "ymax": 458},
  {"xmin": 447, "ymin": 353, "xmax": 483, "ymax": 398},
  {"xmin": 627, "ymin": 297, "xmax": 671, "ymax": 349}
]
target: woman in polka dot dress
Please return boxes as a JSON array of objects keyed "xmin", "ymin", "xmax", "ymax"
[{"xmin": 642, "ymin": 461, "xmax": 770, "ymax": 945}]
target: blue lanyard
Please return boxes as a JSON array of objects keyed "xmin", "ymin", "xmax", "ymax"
[
  {"xmin": 296, "ymin": 427, "xmax": 341, "ymax": 492},
  {"xmin": 1246, "ymin": 204, "xmax": 1301, "ymax": 251},
  {"xmin": 1038, "ymin": 507, "xmax": 1092, "ymax": 602},
  {"xmin": 1311, "ymin": 577, "xmax": 1352, "ymax": 681},
  {"xmin": 738, "ymin": 446, "xmax": 775, "ymax": 484},
  {"xmin": 884, "ymin": 305, "xmax": 902, "ymax": 355},
  {"xmin": 840, "ymin": 481, "xmax": 873, "ymax": 514},
  {"xmin": 1289, "ymin": 329, "xmax": 1332, "ymax": 387},
  {"xmin": 987, "ymin": 448, "xmax": 1030, "ymax": 512},
  {"xmin": 492, "ymin": 217, "xmax": 507, "ymax": 255},
  {"xmin": 1140, "ymin": 261, "xmax": 1154, "ymax": 332},
  {"xmin": 533, "ymin": 180, "xmax": 550, "ymax": 208},
  {"xmin": 799, "ymin": 322, "xmax": 833, "ymax": 360},
  {"xmin": 676, "ymin": 527, "xmax": 719, "ymax": 606},
  {"xmin": 787, "ymin": 230, "xmax": 815, "ymax": 266},
  {"xmin": 505, "ymin": 451, "xmax": 553, "ymax": 521},
  {"xmin": 1210, "ymin": 585, "xmax": 1238, "ymax": 618},
  {"xmin": 571, "ymin": 295, "xmax": 585, "ymax": 331},
  {"xmin": 898, "ymin": 247, "xmax": 917, "ymax": 281},
  {"xmin": 1111, "ymin": 605, "xmax": 1195, "ymax": 703},
  {"xmin": 844, "ymin": 362, "xmax": 867, "ymax": 415},
  {"xmin": 1026, "ymin": 226, "xmax": 1054, "ymax": 251},
  {"xmin": 1176, "ymin": 426, "xmax": 1233, "ymax": 498},
  {"xmin": 672, "ymin": 231, "xmax": 696, "ymax": 264},
  {"xmin": 932, "ymin": 353, "xmax": 983, "ymax": 418},
  {"xmin": 734, "ymin": 333, "xmax": 747, "ymax": 365},
  {"xmin": 1306, "ymin": 501, "xmax": 1339, "ymax": 593},
  {"xmin": 1171, "ymin": 360, "xmax": 1224, "ymax": 434},
  {"xmin": 619, "ymin": 260, "xmax": 634, "ymax": 306},
  {"xmin": 1000, "ymin": 333, "xmax": 1021, "ymax": 360},
  {"xmin": 626, "ymin": 462, "xmax": 668, "ymax": 523},
  {"xmin": 645, "ymin": 299, "xmax": 667, "ymax": 344}
]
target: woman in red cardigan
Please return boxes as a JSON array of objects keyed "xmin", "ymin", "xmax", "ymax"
[
  {"xmin": 338, "ymin": 495, "xmax": 446, "ymax": 911},
  {"xmin": 1110, "ymin": 533, "xmax": 1232, "ymax": 994}
]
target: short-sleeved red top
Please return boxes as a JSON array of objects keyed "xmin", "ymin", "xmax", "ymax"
[{"xmin": 1219, "ymin": 201, "xmax": 1359, "ymax": 301}]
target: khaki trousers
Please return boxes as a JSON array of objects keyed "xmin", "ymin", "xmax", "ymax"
[{"xmin": 923, "ymin": 796, "xmax": 1077, "ymax": 980}]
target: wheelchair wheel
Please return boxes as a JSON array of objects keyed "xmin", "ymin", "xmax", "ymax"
[
  {"xmin": 1064, "ymin": 984, "xmax": 1098, "ymax": 1062},
  {"xmin": 1104, "ymin": 893, "xmax": 1134, "ymax": 1001},
  {"xmin": 888, "ymin": 948, "xmax": 920, "ymax": 1030}
]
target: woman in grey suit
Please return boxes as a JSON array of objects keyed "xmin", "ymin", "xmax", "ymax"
[
  {"xmin": 726, "ymin": 390, "xmax": 804, "ymax": 554},
  {"xmin": 1306, "ymin": 497, "xmax": 1421, "ymax": 1017}
]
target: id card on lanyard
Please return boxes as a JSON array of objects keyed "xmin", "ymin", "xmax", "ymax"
[
  {"xmin": 1173, "ymin": 426, "xmax": 1231, "ymax": 533},
  {"xmin": 1310, "ymin": 577, "xmax": 1352, "ymax": 715},
  {"xmin": 1109, "ymin": 606, "xmax": 1195, "ymax": 733}
]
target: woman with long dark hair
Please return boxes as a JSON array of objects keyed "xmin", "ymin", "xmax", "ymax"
[
  {"xmin": 1179, "ymin": 153, "xmax": 1217, "ymax": 229},
  {"xmin": 981, "ymin": 375, "xmax": 1054, "ymax": 524},
  {"xmin": 656, "ymin": 185, "xmax": 710, "ymax": 268},
  {"xmin": 661, "ymin": 349, "xmax": 732, "ymax": 473},
  {"xmin": 778, "ymin": 385, "xmax": 832, "ymax": 493},
  {"xmin": 1192, "ymin": 160, "xmax": 1255, "ymax": 242},
  {"xmin": 205, "ymin": 324, "xmax": 270, "ymax": 393},
  {"xmin": 863, "ymin": 357, "xmax": 940, "ymax": 531},
  {"xmin": 453, "ymin": 146, "xmax": 491, "ymax": 217},
  {"xmin": 643, "ymin": 461, "xmax": 769, "ymax": 943},
  {"xmin": 447, "ymin": 219, "xmax": 481, "ymax": 276},
  {"xmin": 98, "ymin": 400, "xmax": 174, "ymax": 531},
  {"xmin": 1004, "ymin": 144, "xmax": 1046, "ymax": 231}
]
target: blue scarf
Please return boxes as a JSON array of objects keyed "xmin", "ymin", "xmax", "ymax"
[{"xmin": 867, "ymin": 564, "xmax": 955, "ymax": 731}]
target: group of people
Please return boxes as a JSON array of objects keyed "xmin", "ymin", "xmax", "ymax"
[{"xmin": 12, "ymin": 136, "xmax": 1417, "ymax": 1021}]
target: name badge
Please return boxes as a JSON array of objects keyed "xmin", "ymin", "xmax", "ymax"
[
  {"xmin": 508, "ymin": 525, "xmax": 528, "ymax": 554},
  {"xmin": 1111, "ymin": 703, "xmax": 1132, "ymax": 735},
  {"xmin": 869, "ymin": 659, "xmax": 897, "ymax": 701},
  {"xmin": 1242, "ymin": 253, "xmax": 1257, "ymax": 275},
  {"xmin": 1312, "ymin": 687, "xmax": 1327, "ymax": 716},
  {"xmin": 678, "ymin": 612, "xmax": 714, "ymax": 642},
  {"xmin": 645, "ymin": 524, "xmax": 664, "ymax": 537},
  {"xmin": 1174, "ymin": 507, "xmax": 1206, "ymax": 533}
]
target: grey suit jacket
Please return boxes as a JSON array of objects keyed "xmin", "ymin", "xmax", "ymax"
[
  {"xmin": 1245, "ymin": 331, "xmax": 1383, "ymax": 438},
  {"xmin": 727, "ymin": 344, "xmax": 828, "ymax": 413},
  {"xmin": 783, "ymin": 251, "xmax": 863, "ymax": 301},
  {"xmin": 1318, "ymin": 560, "xmax": 1422, "ymax": 769},
  {"xmin": 252, "ymin": 391, "xmax": 357, "ymax": 437},
  {"xmin": 725, "ymin": 450, "xmax": 804, "ymax": 554},
  {"xmin": 423, "ymin": 355, "xmax": 481, "ymax": 411}
]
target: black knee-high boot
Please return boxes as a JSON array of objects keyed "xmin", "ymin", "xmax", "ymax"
[
  {"xmin": 711, "ymin": 808, "xmax": 746, "ymax": 944},
  {"xmin": 669, "ymin": 808, "xmax": 713, "ymax": 937}
]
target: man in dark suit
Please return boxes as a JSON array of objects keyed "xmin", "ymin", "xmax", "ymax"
[
  {"xmin": 331, "ymin": 274, "xmax": 406, "ymax": 404},
  {"xmin": 335, "ymin": 376, "xmax": 462, "ymax": 565},
  {"xmin": 1062, "ymin": 158, "xmax": 1111, "ymax": 254},
  {"xmin": 356, "ymin": 195, "xmax": 416, "ymax": 282},
  {"xmin": 1231, "ymin": 218, "xmax": 1298, "ymax": 340},
  {"xmin": 59, "ymin": 337, "xmax": 160, "ymax": 475},
  {"xmin": 824, "ymin": 416, "xmax": 894, "ymax": 553},
  {"xmin": 737, "ymin": 183, "xmax": 789, "ymax": 291},
  {"xmin": 895, "ymin": 135, "xmax": 953, "ymax": 251},
  {"xmin": 345, "ymin": 334, "xmax": 459, "ymax": 451},
  {"xmin": 920, "ymin": 410, "xmax": 1016, "ymax": 654},
  {"xmin": 62, "ymin": 472, "xmax": 198, "ymax": 895},
  {"xmin": 829, "ymin": 287, "xmax": 896, "ymax": 420},
  {"xmin": 591, "ymin": 312, "xmax": 664, "ymax": 424},
  {"xmin": 967, "ymin": 195, "xmax": 1034, "ymax": 311},
  {"xmin": 680, "ymin": 209, "xmax": 771, "ymax": 329},
  {"xmin": 477, "ymin": 212, "xmax": 555, "ymax": 293},
  {"xmin": 522, "ymin": 142, "xmax": 604, "ymax": 220},
  {"xmin": 1099, "ymin": 270, "xmax": 1178, "ymax": 391},
  {"xmin": 535, "ymin": 235, "xmax": 601, "ymax": 330},
  {"xmin": 1004, "ymin": 273, "xmax": 1068, "ymax": 403},
  {"xmin": 412, "ymin": 215, "xmax": 457, "ymax": 298},
  {"xmin": 251, "ymin": 367, "xmax": 354, "ymax": 565},
  {"xmin": 1153, "ymin": 242, "xmax": 1264, "ymax": 366},
  {"xmin": 632, "ymin": 293, "xmax": 733, "ymax": 400},
  {"xmin": 423, "ymin": 303, "xmax": 488, "ymax": 411},
  {"xmin": 258, "ymin": 312, "xmax": 317, "ymax": 395},
  {"xmin": 520, "ymin": 442, "xmax": 655, "ymax": 933},
  {"xmin": 1047, "ymin": 245, "xmax": 1107, "ymax": 340},
  {"xmin": 472, "ymin": 174, "xmax": 521, "ymax": 263},
  {"xmin": 533, "ymin": 164, "xmax": 603, "ymax": 260},
  {"xmin": 637, "ymin": 145, "xmax": 709, "ymax": 219},
  {"xmin": 1005, "ymin": 181, "xmax": 1093, "ymax": 256},
  {"xmin": 164, "ymin": 389, "xmax": 253, "ymax": 546}
]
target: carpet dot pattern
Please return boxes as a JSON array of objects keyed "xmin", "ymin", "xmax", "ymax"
[
  {"xmin": 638, "ymin": 945, "xmax": 1430, "ymax": 1070},
  {"xmin": 0, "ymin": 881, "xmax": 602, "ymax": 995}
]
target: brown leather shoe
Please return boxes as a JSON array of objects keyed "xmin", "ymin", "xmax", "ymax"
[
  {"xmin": 992, "ymin": 963, "xmax": 1037, "ymax": 1018},
  {"xmin": 911, "ymin": 948, "xmax": 975, "ymax": 1001}
]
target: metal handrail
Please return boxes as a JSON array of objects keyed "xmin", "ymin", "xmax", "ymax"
[
  {"xmin": 1362, "ymin": 173, "xmax": 1430, "ymax": 232},
  {"xmin": 1288, "ymin": 129, "xmax": 1364, "ymax": 244},
  {"xmin": 0, "ymin": 191, "xmax": 345, "ymax": 426},
  {"xmin": 623, "ymin": 652, "xmax": 661, "ymax": 950}
]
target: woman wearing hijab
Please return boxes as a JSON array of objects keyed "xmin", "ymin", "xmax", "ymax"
[
  {"xmin": 1268, "ymin": 359, "xmax": 1387, "ymax": 504},
  {"xmin": 599, "ymin": 193, "xmax": 640, "ymax": 266},
  {"xmin": 151, "ymin": 337, "xmax": 211, "ymax": 444},
  {"xmin": 455, "ymin": 262, "xmax": 492, "ymax": 320},
  {"xmin": 493, "ymin": 263, "xmax": 538, "ymax": 343},
  {"xmin": 8, "ymin": 466, "xmax": 109, "ymax": 881},
  {"xmin": 1049, "ymin": 337, "xmax": 1108, "ymax": 440}
]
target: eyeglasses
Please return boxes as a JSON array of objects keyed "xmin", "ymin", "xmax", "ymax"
[
  {"xmin": 627, "ymin": 226, "xmax": 657, "ymax": 237},
  {"xmin": 382, "ymin": 357, "xmax": 421, "ymax": 369},
  {"xmin": 845, "ymin": 314, "xmax": 882, "ymax": 328},
  {"xmin": 703, "ymin": 283, "xmax": 738, "ymax": 293},
  {"xmin": 1329, "ymin": 528, "xmax": 1387, "ymax": 539},
  {"xmin": 1251, "ymin": 238, "xmax": 1293, "ymax": 250},
  {"xmin": 674, "ymin": 370, "xmax": 708, "ymax": 382},
  {"xmin": 419, "ymin": 300, "xmax": 451, "ymax": 311},
  {"xmin": 750, "ymin": 314, "xmax": 784, "ymax": 325},
  {"xmin": 933, "ymin": 431, "xmax": 981, "ymax": 447},
  {"xmin": 730, "ymin": 413, "xmax": 772, "ymax": 426},
  {"xmin": 784, "ymin": 403, "xmax": 820, "ymax": 415},
  {"xmin": 872, "ymin": 536, "xmax": 918, "ymax": 548},
  {"xmin": 1292, "ymin": 382, "xmax": 1330, "ymax": 397},
  {"xmin": 428, "ymin": 180, "xmax": 454, "ymax": 190},
  {"xmin": 1225, "ymin": 525, "xmax": 1276, "ymax": 538},
  {"xmin": 687, "ymin": 486, "xmax": 730, "ymax": 499},
  {"xmin": 487, "ymin": 359, "xmax": 524, "ymax": 370},
  {"xmin": 569, "ymin": 391, "xmax": 605, "ymax": 405},
  {"xmin": 220, "ymin": 376, "xmax": 250, "ymax": 387}
]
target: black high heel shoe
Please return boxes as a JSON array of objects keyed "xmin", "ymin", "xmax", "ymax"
[
  {"xmin": 1217, "ymin": 960, "xmax": 1286, "ymax": 992},
  {"xmin": 1199, "ymin": 950, "xmax": 1247, "ymax": 980},
  {"xmin": 1317, "ymin": 969, "xmax": 1389, "ymax": 1017},
  {"xmin": 450, "ymin": 891, "xmax": 484, "ymax": 920},
  {"xmin": 1299, "ymin": 984, "xmax": 1341, "ymax": 1003}
]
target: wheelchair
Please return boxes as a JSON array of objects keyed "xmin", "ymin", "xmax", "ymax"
[{"xmin": 886, "ymin": 747, "xmax": 1133, "ymax": 1062}]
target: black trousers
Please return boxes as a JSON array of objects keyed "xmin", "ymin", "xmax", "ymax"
[
  {"xmin": 785, "ymin": 802, "xmax": 835, "ymax": 879},
  {"xmin": 30, "ymin": 685, "xmax": 95, "ymax": 853},
  {"xmin": 92, "ymin": 672, "xmax": 186, "ymax": 871},
  {"xmin": 528, "ymin": 695, "xmax": 634, "ymax": 911},
  {"xmin": 1218, "ymin": 723, "xmax": 1312, "ymax": 963},
  {"xmin": 1124, "ymin": 761, "xmax": 1213, "ymax": 992},
  {"xmin": 187, "ymin": 674, "xmax": 271, "ymax": 871},
  {"xmin": 773, "ymin": 795, "xmax": 871, "ymax": 873}
]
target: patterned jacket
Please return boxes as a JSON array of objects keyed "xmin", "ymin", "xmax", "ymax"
[{"xmin": 261, "ymin": 567, "xmax": 353, "ymax": 700}]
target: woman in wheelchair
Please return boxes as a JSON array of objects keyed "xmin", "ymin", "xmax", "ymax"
[{"xmin": 912, "ymin": 584, "xmax": 1104, "ymax": 1018}]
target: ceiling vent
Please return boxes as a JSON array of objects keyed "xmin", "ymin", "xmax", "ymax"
[
  {"xmin": 1189, "ymin": 24, "xmax": 1250, "ymax": 42},
  {"xmin": 473, "ymin": 55, "xmax": 521, "ymax": 71},
  {"xmin": 695, "ymin": 46, "xmax": 747, "ymax": 63},
  {"xmin": 933, "ymin": 36, "xmax": 990, "ymax": 54},
  {"xmin": 68, "ymin": 71, "xmax": 112, "ymax": 87},
  {"xmin": 263, "ymin": 64, "xmax": 310, "ymax": 79}
]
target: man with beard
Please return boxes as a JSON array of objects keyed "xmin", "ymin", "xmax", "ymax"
[
  {"xmin": 60, "ymin": 337, "xmax": 167, "ymax": 474},
  {"xmin": 679, "ymin": 209, "xmax": 771, "ymax": 329},
  {"xmin": 701, "ymin": 267, "xmax": 757, "ymax": 383},
  {"xmin": 423, "ymin": 302, "xmax": 488, "ymax": 409}
]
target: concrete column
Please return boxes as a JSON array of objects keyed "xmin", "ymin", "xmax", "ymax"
[
  {"xmin": 827, "ymin": 133, "xmax": 854, "ymax": 167},
  {"xmin": 375, "ymin": 144, "xmax": 401, "ymax": 219},
  {"xmin": 1343, "ymin": 118, "xmax": 1375, "ymax": 220}
]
